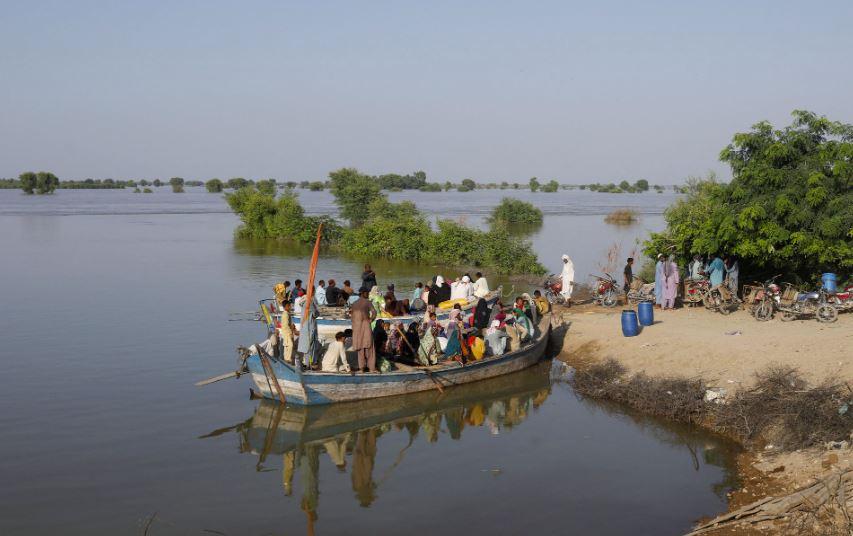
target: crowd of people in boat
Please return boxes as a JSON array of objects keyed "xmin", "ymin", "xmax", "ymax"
[{"xmin": 263, "ymin": 265, "xmax": 549, "ymax": 375}]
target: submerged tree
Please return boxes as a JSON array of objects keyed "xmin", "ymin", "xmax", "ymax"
[
  {"xmin": 206, "ymin": 178, "xmax": 224, "ymax": 193},
  {"xmin": 645, "ymin": 111, "xmax": 853, "ymax": 281},
  {"xmin": 328, "ymin": 168, "xmax": 382, "ymax": 226},
  {"xmin": 19, "ymin": 171, "xmax": 59, "ymax": 194}
]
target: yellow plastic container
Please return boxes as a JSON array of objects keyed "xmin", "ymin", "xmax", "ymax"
[{"xmin": 438, "ymin": 298, "xmax": 468, "ymax": 310}]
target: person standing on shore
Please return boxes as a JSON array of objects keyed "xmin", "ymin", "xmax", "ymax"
[
  {"xmin": 663, "ymin": 255, "xmax": 679, "ymax": 310},
  {"xmin": 560, "ymin": 255, "xmax": 574, "ymax": 304},
  {"xmin": 725, "ymin": 256, "xmax": 740, "ymax": 297},
  {"xmin": 654, "ymin": 254, "xmax": 665, "ymax": 309},
  {"xmin": 623, "ymin": 257, "xmax": 634, "ymax": 293},
  {"xmin": 707, "ymin": 254, "xmax": 726, "ymax": 288},
  {"xmin": 350, "ymin": 287, "xmax": 377, "ymax": 373}
]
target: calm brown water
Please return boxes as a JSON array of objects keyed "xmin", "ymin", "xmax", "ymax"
[{"xmin": 0, "ymin": 188, "xmax": 739, "ymax": 535}]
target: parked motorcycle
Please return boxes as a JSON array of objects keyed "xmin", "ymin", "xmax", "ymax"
[
  {"xmin": 746, "ymin": 275, "xmax": 782, "ymax": 321},
  {"xmin": 774, "ymin": 283, "xmax": 837, "ymax": 323},
  {"xmin": 590, "ymin": 273, "xmax": 618, "ymax": 307},
  {"xmin": 829, "ymin": 285, "xmax": 853, "ymax": 312},
  {"xmin": 543, "ymin": 274, "xmax": 567, "ymax": 305},
  {"xmin": 701, "ymin": 282, "xmax": 739, "ymax": 315},
  {"xmin": 626, "ymin": 276, "xmax": 655, "ymax": 304}
]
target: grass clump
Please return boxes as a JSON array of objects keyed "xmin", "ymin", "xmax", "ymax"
[
  {"xmin": 488, "ymin": 198, "xmax": 544, "ymax": 225},
  {"xmin": 604, "ymin": 208, "xmax": 639, "ymax": 225}
]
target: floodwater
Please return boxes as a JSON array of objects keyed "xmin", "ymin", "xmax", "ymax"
[{"xmin": 0, "ymin": 187, "xmax": 739, "ymax": 535}]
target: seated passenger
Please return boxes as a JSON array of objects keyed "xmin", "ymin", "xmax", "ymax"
[
  {"xmin": 473, "ymin": 272, "xmax": 490, "ymax": 298},
  {"xmin": 315, "ymin": 280, "xmax": 328, "ymax": 306},
  {"xmin": 321, "ymin": 332, "xmax": 351, "ymax": 372},
  {"xmin": 484, "ymin": 320, "xmax": 509, "ymax": 356},
  {"xmin": 341, "ymin": 280, "xmax": 354, "ymax": 302},
  {"xmin": 373, "ymin": 319, "xmax": 390, "ymax": 358},
  {"xmin": 325, "ymin": 279, "xmax": 343, "ymax": 306},
  {"xmin": 401, "ymin": 321, "xmax": 421, "ymax": 360},
  {"xmin": 533, "ymin": 290, "xmax": 550, "ymax": 315}
]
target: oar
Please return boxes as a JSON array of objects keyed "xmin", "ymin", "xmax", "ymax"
[{"xmin": 195, "ymin": 371, "xmax": 241, "ymax": 387}]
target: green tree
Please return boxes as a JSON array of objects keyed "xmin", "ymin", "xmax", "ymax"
[
  {"xmin": 488, "ymin": 198, "xmax": 544, "ymax": 225},
  {"xmin": 529, "ymin": 177, "xmax": 540, "ymax": 192},
  {"xmin": 169, "ymin": 177, "xmax": 185, "ymax": 193},
  {"xmin": 328, "ymin": 168, "xmax": 382, "ymax": 226},
  {"xmin": 443, "ymin": 181, "xmax": 453, "ymax": 191},
  {"xmin": 634, "ymin": 179, "xmax": 649, "ymax": 191},
  {"xmin": 308, "ymin": 181, "xmax": 325, "ymax": 191},
  {"xmin": 619, "ymin": 180, "xmax": 632, "ymax": 191},
  {"xmin": 540, "ymin": 180, "xmax": 559, "ymax": 193},
  {"xmin": 36, "ymin": 172, "xmax": 59, "ymax": 193},
  {"xmin": 153, "ymin": 179, "xmax": 163, "ymax": 187},
  {"xmin": 458, "ymin": 178, "xmax": 476, "ymax": 192},
  {"xmin": 227, "ymin": 177, "xmax": 249, "ymax": 190},
  {"xmin": 206, "ymin": 178, "xmax": 224, "ymax": 193},
  {"xmin": 645, "ymin": 111, "xmax": 853, "ymax": 281},
  {"xmin": 19, "ymin": 171, "xmax": 37, "ymax": 194},
  {"xmin": 257, "ymin": 179, "xmax": 277, "ymax": 196}
]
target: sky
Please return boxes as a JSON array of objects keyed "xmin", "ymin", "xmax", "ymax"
[{"xmin": 1, "ymin": 0, "xmax": 851, "ymax": 184}]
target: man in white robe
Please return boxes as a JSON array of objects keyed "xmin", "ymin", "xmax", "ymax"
[{"xmin": 560, "ymin": 255, "xmax": 574, "ymax": 301}]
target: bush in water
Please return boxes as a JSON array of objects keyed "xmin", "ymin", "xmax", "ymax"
[{"xmin": 488, "ymin": 198, "xmax": 544, "ymax": 225}]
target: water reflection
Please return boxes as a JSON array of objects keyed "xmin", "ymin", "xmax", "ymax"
[{"xmin": 201, "ymin": 363, "xmax": 738, "ymax": 534}]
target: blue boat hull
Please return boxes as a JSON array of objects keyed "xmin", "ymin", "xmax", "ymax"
[{"xmin": 247, "ymin": 314, "xmax": 551, "ymax": 405}]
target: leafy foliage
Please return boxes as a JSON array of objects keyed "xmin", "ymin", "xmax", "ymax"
[
  {"xmin": 226, "ymin": 177, "xmax": 249, "ymax": 190},
  {"xmin": 540, "ymin": 180, "xmax": 559, "ymax": 193},
  {"xmin": 206, "ymin": 178, "xmax": 223, "ymax": 193},
  {"xmin": 19, "ymin": 171, "xmax": 59, "ymax": 194},
  {"xmin": 645, "ymin": 111, "xmax": 853, "ymax": 281},
  {"xmin": 529, "ymin": 177, "xmax": 540, "ymax": 192},
  {"xmin": 488, "ymin": 198, "xmax": 544, "ymax": 225},
  {"xmin": 169, "ymin": 177, "xmax": 185, "ymax": 193},
  {"xmin": 328, "ymin": 168, "xmax": 382, "ymax": 226},
  {"xmin": 256, "ymin": 179, "xmax": 277, "ymax": 196}
]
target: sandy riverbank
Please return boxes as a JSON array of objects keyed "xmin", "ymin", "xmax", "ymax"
[{"xmin": 553, "ymin": 302, "xmax": 853, "ymax": 535}]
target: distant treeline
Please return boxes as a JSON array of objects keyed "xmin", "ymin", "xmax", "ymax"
[{"xmin": 3, "ymin": 170, "xmax": 677, "ymax": 195}]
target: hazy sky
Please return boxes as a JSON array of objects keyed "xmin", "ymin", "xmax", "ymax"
[{"xmin": 2, "ymin": 1, "xmax": 851, "ymax": 183}]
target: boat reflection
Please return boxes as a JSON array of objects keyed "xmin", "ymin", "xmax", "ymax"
[{"xmin": 201, "ymin": 361, "xmax": 739, "ymax": 534}]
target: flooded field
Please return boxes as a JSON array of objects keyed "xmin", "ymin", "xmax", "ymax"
[{"xmin": 0, "ymin": 188, "xmax": 740, "ymax": 535}]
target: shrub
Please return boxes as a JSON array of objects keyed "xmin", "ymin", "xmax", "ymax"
[
  {"xmin": 488, "ymin": 198, "xmax": 544, "ymax": 225},
  {"xmin": 328, "ymin": 168, "xmax": 381, "ymax": 226},
  {"xmin": 227, "ymin": 177, "xmax": 249, "ymax": 190},
  {"xmin": 257, "ymin": 179, "xmax": 277, "ymax": 196},
  {"xmin": 604, "ymin": 208, "xmax": 639, "ymax": 225},
  {"xmin": 419, "ymin": 183, "xmax": 442, "ymax": 192},
  {"xmin": 540, "ymin": 180, "xmax": 559, "ymax": 193},
  {"xmin": 206, "ymin": 179, "xmax": 224, "ymax": 193},
  {"xmin": 143, "ymin": 188, "xmax": 153, "ymax": 193},
  {"xmin": 170, "ymin": 177, "xmax": 185, "ymax": 193}
]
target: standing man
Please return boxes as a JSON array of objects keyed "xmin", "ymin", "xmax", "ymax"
[
  {"xmin": 350, "ymin": 287, "xmax": 377, "ymax": 373},
  {"xmin": 707, "ymin": 254, "xmax": 726, "ymax": 288},
  {"xmin": 654, "ymin": 254, "xmax": 665, "ymax": 309},
  {"xmin": 560, "ymin": 255, "xmax": 574, "ymax": 304},
  {"xmin": 623, "ymin": 257, "xmax": 634, "ymax": 294},
  {"xmin": 279, "ymin": 301, "xmax": 297, "ymax": 364},
  {"xmin": 662, "ymin": 255, "xmax": 680, "ymax": 310}
]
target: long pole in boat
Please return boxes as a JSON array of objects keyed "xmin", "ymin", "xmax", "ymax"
[{"xmin": 300, "ymin": 223, "xmax": 324, "ymax": 369}]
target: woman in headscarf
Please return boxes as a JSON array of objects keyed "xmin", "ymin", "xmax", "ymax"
[
  {"xmin": 387, "ymin": 321, "xmax": 403, "ymax": 355},
  {"xmin": 417, "ymin": 320, "xmax": 439, "ymax": 366},
  {"xmin": 372, "ymin": 319, "xmax": 389, "ymax": 357},
  {"xmin": 368, "ymin": 286, "xmax": 384, "ymax": 313},
  {"xmin": 560, "ymin": 255, "xmax": 575, "ymax": 303},
  {"xmin": 473, "ymin": 297, "xmax": 490, "ymax": 330},
  {"xmin": 484, "ymin": 320, "xmax": 509, "ymax": 356},
  {"xmin": 654, "ymin": 254, "xmax": 665, "ymax": 309},
  {"xmin": 430, "ymin": 276, "xmax": 451, "ymax": 306},
  {"xmin": 451, "ymin": 275, "xmax": 473, "ymax": 301},
  {"xmin": 663, "ymin": 254, "xmax": 679, "ymax": 310},
  {"xmin": 488, "ymin": 299, "xmax": 507, "ymax": 327},
  {"xmin": 400, "ymin": 322, "xmax": 421, "ymax": 361}
]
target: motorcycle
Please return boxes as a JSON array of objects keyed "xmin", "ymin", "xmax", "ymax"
[
  {"xmin": 829, "ymin": 285, "xmax": 853, "ymax": 312},
  {"xmin": 701, "ymin": 282, "xmax": 739, "ymax": 315},
  {"xmin": 747, "ymin": 275, "xmax": 782, "ymax": 321},
  {"xmin": 543, "ymin": 274, "xmax": 568, "ymax": 305},
  {"xmin": 590, "ymin": 273, "xmax": 618, "ymax": 308},
  {"xmin": 626, "ymin": 276, "xmax": 655, "ymax": 304},
  {"xmin": 774, "ymin": 283, "xmax": 837, "ymax": 323}
]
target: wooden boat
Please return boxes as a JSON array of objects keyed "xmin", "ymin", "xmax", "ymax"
[
  {"xmin": 260, "ymin": 287, "xmax": 503, "ymax": 337},
  {"xmin": 246, "ymin": 313, "xmax": 552, "ymax": 405}
]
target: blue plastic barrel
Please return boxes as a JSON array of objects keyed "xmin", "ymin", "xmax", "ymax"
[
  {"xmin": 637, "ymin": 301, "xmax": 654, "ymax": 326},
  {"xmin": 822, "ymin": 273, "xmax": 837, "ymax": 293},
  {"xmin": 621, "ymin": 310, "xmax": 640, "ymax": 337}
]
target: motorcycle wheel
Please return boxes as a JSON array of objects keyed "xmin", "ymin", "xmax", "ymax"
[
  {"xmin": 816, "ymin": 304, "xmax": 838, "ymax": 324},
  {"xmin": 754, "ymin": 300, "xmax": 773, "ymax": 321},
  {"xmin": 780, "ymin": 311, "xmax": 796, "ymax": 322},
  {"xmin": 714, "ymin": 296, "xmax": 731, "ymax": 315},
  {"xmin": 602, "ymin": 291, "xmax": 617, "ymax": 308},
  {"xmin": 702, "ymin": 293, "xmax": 713, "ymax": 309}
]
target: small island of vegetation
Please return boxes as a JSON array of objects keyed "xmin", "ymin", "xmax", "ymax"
[
  {"xmin": 488, "ymin": 198, "xmax": 544, "ymax": 226},
  {"xmin": 226, "ymin": 167, "xmax": 545, "ymax": 274}
]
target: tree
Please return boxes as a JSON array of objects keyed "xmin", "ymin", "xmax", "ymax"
[
  {"xmin": 257, "ymin": 179, "xmax": 277, "ymax": 196},
  {"xmin": 206, "ymin": 178, "xmax": 224, "ymax": 193},
  {"xmin": 153, "ymin": 179, "xmax": 163, "ymax": 187},
  {"xmin": 308, "ymin": 181, "xmax": 325, "ymax": 191},
  {"xmin": 227, "ymin": 177, "xmax": 249, "ymax": 190},
  {"xmin": 488, "ymin": 198, "xmax": 543, "ymax": 225},
  {"xmin": 328, "ymin": 168, "xmax": 382, "ymax": 226},
  {"xmin": 529, "ymin": 177, "xmax": 540, "ymax": 192},
  {"xmin": 19, "ymin": 172, "xmax": 37, "ymax": 194},
  {"xmin": 443, "ymin": 181, "xmax": 453, "ymax": 191},
  {"xmin": 645, "ymin": 111, "xmax": 853, "ymax": 282},
  {"xmin": 634, "ymin": 179, "xmax": 649, "ymax": 191},
  {"xmin": 459, "ymin": 178, "xmax": 476, "ymax": 192},
  {"xmin": 169, "ymin": 177, "xmax": 185, "ymax": 193},
  {"xmin": 540, "ymin": 180, "xmax": 559, "ymax": 193},
  {"xmin": 619, "ymin": 180, "xmax": 632, "ymax": 191}
]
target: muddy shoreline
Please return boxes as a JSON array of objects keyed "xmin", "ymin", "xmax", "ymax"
[{"xmin": 553, "ymin": 302, "xmax": 853, "ymax": 535}]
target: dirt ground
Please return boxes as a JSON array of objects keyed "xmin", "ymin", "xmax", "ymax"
[
  {"xmin": 556, "ymin": 301, "xmax": 852, "ymax": 391},
  {"xmin": 553, "ymin": 302, "xmax": 853, "ymax": 535}
]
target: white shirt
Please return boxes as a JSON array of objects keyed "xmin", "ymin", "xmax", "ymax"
[
  {"xmin": 321, "ymin": 340, "xmax": 350, "ymax": 372},
  {"xmin": 315, "ymin": 285, "xmax": 328, "ymax": 305},
  {"xmin": 473, "ymin": 277, "xmax": 490, "ymax": 298}
]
